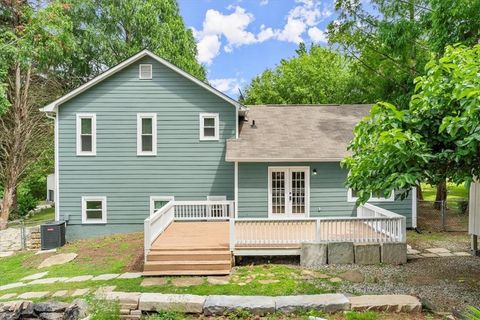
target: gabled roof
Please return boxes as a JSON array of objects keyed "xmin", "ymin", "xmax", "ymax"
[
  {"xmin": 226, "ymin": 104, "xmax": 371, "ymax": 162},
  {"xmin": 41, "ymin": 49, "xmax": 244, "ymax": 112}
]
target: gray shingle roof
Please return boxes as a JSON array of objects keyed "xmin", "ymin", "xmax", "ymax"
[{"xmin": 226, "ymin": 104, "xmax": 371, "ymax": 162}]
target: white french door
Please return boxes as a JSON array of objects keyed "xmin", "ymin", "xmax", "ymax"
[{"xmin": 268, "ymin": 167, "xmax": 310, "ymax": 218}]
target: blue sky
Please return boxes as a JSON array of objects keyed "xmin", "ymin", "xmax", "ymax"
[{"xmin": 177, "ymin": 0, "xmax": 338, "ymax": 97}]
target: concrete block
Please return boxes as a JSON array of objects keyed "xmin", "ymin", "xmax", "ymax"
[
  {"xmin": 300, "ymin": 242, "xmax": 328, "ymax": 268},
  {"xmin": 327, "ymin": 242, "xmax": 354, "ymax": 264},
  {"xmin": 354, "ymin": 243, "xmax": 381, "ymax": 265},
  {"xmin": 139, "ymin": 293, "xmax": 205, "ymax": 314},
  {"xmin": 350, "ymin": 295, "xmax": 421, "ymax": 312},
  {"xmin": 203, "ymin": 295, "xmax": 275, "ymax": 316},
  {"xmin": 105, "ymin": 292, "xmax": 141, "ymax": 309},
  {"xmin": 275, "ymin": 294, "xmax": 350, "ymax": 313},
  {"xmin": 381, "ymin": 243, "xmax": 407, "ymax": 265}
]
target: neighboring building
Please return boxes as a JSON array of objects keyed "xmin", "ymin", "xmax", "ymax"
[
  {"xmin": 46, "ymin": 173, "xmax": 55, "ymax": 202},
  {"xmin": 40, "ymin": 49, "xmax": 415, "ymax": 244}
]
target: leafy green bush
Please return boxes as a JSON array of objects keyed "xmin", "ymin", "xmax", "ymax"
[
  {"xmin": 88, "ymin": 298, "xmax": 120, "ymax": 320},
  {"xmin": 9, "ymin": 192, "xmax": 37, "ymax": 220}
]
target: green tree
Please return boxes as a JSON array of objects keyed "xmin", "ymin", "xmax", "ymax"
[
  {"xmin": 62, "ymin": 0, "xmax": 206, "ymax": 88},
  {"xmin": 343, "ymin": 44, "xmax": 480, "ymax": 205},
  {"xmin": 242, "ymin": 45, "xmax": 363, "ymax": 105},
  {"xmin": 0, "ymin": 1, "xmax": 75, "ymax": 226}
]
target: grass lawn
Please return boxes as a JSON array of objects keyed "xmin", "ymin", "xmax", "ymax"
[
  {"xmin": 24, "ymin": 207, "xmax": 55, "ymax": 225},
  {"xmin": 420, "ymin": 182, "xmax": 468, "ymax": 201}
]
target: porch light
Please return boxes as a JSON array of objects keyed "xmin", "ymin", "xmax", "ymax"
[{"xmin": 312, "ymin": 169, "xmax": 317, "ymax": 176}]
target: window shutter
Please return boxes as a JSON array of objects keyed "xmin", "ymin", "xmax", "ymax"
[{"xmin": 139, "ymin": 64, "xmax": 152, "ymax": 79}]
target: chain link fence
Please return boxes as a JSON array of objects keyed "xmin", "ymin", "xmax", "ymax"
[
  {"xmin": 417, "ymin": 199, "xmax": 469, "ymax": 232},
  {"xmin": 0, "ymin": 219, "xmax": 42, "ymax": 252}
]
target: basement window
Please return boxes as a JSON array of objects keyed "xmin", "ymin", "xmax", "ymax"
[
  {"xmin": 139, "ymin": 64, "xmax": 152, "ymax": 80},
  {"xmin": 82, "ymin": 196, "xmax": 107, "ymax": 224}
]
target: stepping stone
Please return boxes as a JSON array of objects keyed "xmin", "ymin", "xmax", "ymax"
[
  {"xmin": 453, "ymin": 252, "xmax": 471, "ymax": 256},
  {"xmin": 171, "ymin": 277, "xmax": 204, "ymax": 287},
  {"xmin": 22, "ymin": 272, "xmax": 49, "ymax": 281},
  {"xmin": 0, "ymin": 282, "xmax": 26, "ymax": 291},
  {"xmin": 30, "ymin": 277, "xmax": 68, "ymax": 285},
  {"xmin": 118, "ymin": 272, "xmax": 142, "ymax": 279},
  {"xmin": 38, "ymin": 253, "xmax": 77, "ymax": 269},
  {"xmin": 35, "ymin": 249, "xmax": 57, "ymax": 255},
  {"xmin": 425, "ymin": 248, "xmax": 450, "ymax": 254},
  {"xmin": 71, "ymin": 288, "xmax": 90, "ymax": 297},
  {"xmin": 92, "ymin": 274, "xmax": 120, "ymax": 281},
  {"xmin": 141, "ymin": 278, "xmax": 168, "ymax": 287},
  {"xmin": 0, "ymin": 293, "xmax": 17, "ymax": 300},
  {"xmin": 0, "ymin": 251, "xmax": 14, "ymax": 258},
  {"xmin": 437, "ymin": 252, "xmax": 454, "ymax": 257},
  {"xmin": 258, "ymin": 280, "xmax": 280, "ymax": 284},
  {"xmin": 52, "ymin": 290, "xmax": 69, "ymax": 298},
  {"xmin": 139, "ymin": 293, "xmax": 206, "ymax": 314},
  {"xmin": 338, "ymin": 270, "xmax": 364, "ymax": 283},
  {"xmin": 65, "ymin": 275, "xmax": 93, "ymax": 283},
  {"xmin": 420, "ymin": 253, "xmax": 438, "ymax": 258},
  {"xmin": 17, "ymin": 291, "xmax": 49, "ymax": 299},
  {"xmin": 329, "ymin": 277, "xmax": 343, "ymax": 283},
  {"xmin": 207, "ymin": 276, "xmax": 230, "ymax": 285}
]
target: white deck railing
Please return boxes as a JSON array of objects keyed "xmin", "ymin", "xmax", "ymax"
[
  {"xmin": 144, "ymin": 200, "xmax": 175, "ymax": 259},
  {"xmin": 230, "ymin": 203, "xmax": 406, "ymax": 251},
  {"xmin": 174, "ymin": 200, "xmax": 234, "ymax": 220}
]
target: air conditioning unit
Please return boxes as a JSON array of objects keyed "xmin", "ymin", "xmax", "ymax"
[{"xmin": 41, "ymin": 221, "xmax": 66, "ymax": 250}]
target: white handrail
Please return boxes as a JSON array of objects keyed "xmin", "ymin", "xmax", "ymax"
[
  {"xmin": 144, "ymin": 200, "xmax": 175, "ymax": 261},
  {"xmin": 174, "ymin": 200, "xmax": 234, "ymax": 220}
]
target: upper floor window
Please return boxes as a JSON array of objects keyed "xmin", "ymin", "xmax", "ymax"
[
  {"xmin": 139, "ymin": 64, "xmax": 152, "ymax": 80},
  {"xmin": 199, "ymin": 113, "xmax": 219, "ymax": 141},
  {"xmin": 347, "ymin": 188, "xmax": 395, "ymax": 202},
  {"xmin": 137, "ymin": 113, "xmax": 157, "ymax": 156},
  {"xmin": 76, "ymin": 113, "xmax": 96, "ymax": 156}
]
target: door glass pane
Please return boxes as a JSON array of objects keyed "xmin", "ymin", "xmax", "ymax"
[
  {"xmin": 142, "ymin": 118, "xmax": 152, "ymax": 134},
  {"xmin": 81, "ymin": 118, "xmax": 92, "ymax": 134},
  {"xmin": 291, "ymin": 171, "xmax": 305, "ymax": 214},
  {"xmin": 271, "ymin": 171, "xmax": 285, "ymax": 214},
  {"xmin": 81, "ymin": 135, "xmax": 92, "ymax": 152},
  {"xmin": 142, "ymin": 135, "xmax": 153, "ymax": 151}
]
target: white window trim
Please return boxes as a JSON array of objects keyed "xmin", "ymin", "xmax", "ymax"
[
  {"xmin": 139, "ymin": 64, "xmax": 152, "ymax": 80},
  {"xmin": 199, "ymin": 113, "xmax": 219, "ymax": 141},
  {"xmin": 81, "ymin": 196, "xmax": 107, "ymax": 224},
  {"xmin": 347, "ymin": 188, "xmax": 395, "ymax": 202},
  {"xmin": 150, "ymin": 196, "xmax": 174, "ymax": 216},
  {"xmin": 267, "ymin": 166, "xmax": 310, "ymax": 218},
  {"xmin": 137, "ymin": 113, "xmax": 157, "ymax": 156},
  {"xmin": 76, "ymin": 113, "xmax": 96, "ymax": 156}
]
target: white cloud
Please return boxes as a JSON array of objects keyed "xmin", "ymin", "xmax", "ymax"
[
  {"xmin": 276, "ymin": 17, "xmax": 306, "ymax": 43},
  {"xmin": 210, "ymin": 78, "xmax": 244, "ymax": 96},
  {"xmin": 308, "ymin": 26, "xmax": 327, "ymax": 43},
  {"xmin": 196, "ymin": 34, "xmax": 221, "ymax": 65},
  {"xmin": 259, "ymin": 0, "xmax": 269, "ymax": 5}
]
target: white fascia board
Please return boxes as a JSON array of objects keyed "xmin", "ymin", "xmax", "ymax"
[{"xmin": 40, "ymin": 50, "xmax": 244, "ymax": 112}]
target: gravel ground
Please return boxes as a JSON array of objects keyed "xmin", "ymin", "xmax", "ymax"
[{"xmin": 318, "ymin": 256, "xmax": 480, "ymax": 314}]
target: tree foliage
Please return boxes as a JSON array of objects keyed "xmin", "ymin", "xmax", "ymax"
[
  {"xmin": 242, "ymin": 45, "xmax": 365, "ymax": 105},
  {"xmin": 62, "ymin": 0, "xmax": 206, "ymax": 87},
  {"xmin": 343, "ymin": 44, "xmax": 480, "ymax": 204}
]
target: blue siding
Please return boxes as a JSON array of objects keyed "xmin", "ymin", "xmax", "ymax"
[
  {"xmin": 237, "ymin": 162, "xmax": 414, "ymax": 227},
  {"xmin": 58, "ymin": 57, "xmax": 236, "ymax": 239}
]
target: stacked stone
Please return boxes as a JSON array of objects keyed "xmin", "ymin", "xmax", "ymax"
[
  {"xmin": 26, "ymin": 226, "xmax": 41, "ymax": 250},
  {"xmin": 104, "ymin": 292, "xmax": 142, "ymax": 320},
  {"xmin": 0, "ymin": 299, "xmax": 88, "ymax": 320}
]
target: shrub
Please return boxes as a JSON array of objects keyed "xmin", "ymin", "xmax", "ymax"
[{"xmin": 9, "ymin": 193, "xmax": 37, "ymax": 220}]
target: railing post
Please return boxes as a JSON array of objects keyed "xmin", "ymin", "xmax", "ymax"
[
  {"xmin": 229, "ymin": 219, "xmax": 235, "ymax": 252},
  {"xmin": 144, "ymin": 218, "xmax": 151, "ymax": 263},
  {"xmin": 400, "ymin": 216, "xmax": 407, "ymax": 242},
  {"xmin": 315, "ymin": 219, "xmax": 321, "ymax": 242}
]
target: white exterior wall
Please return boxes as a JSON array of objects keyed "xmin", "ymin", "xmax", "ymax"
[
  {"xmin": 469, "ymin": 181, "xmax": 480, "ymax": 236},
  {"xmin": 47, "ymin": 173, "xmax": 55, "ymax": 202}
]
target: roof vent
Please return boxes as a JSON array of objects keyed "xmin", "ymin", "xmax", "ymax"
[
  {"xmin": 139, "ymin": 64, "xmax": 152, "ymax": 80},
  {"xmin": 251, "ymin": 120, "xmax": 257, "ymax": 128}
]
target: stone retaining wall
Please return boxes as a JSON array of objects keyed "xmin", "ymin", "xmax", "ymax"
[
  {"xmin": 300, "ymin": 242, "xmax": 407, "ymax": 268},
  {"xmin": 101, "ymin": 292, "xmax": 421, "ymax": 319},
  {"xmin": 0, "ymin": 225, "xmax": 40, "ymax": 252},
  {"xmin": 0, "ymin": 299, "xmax": 87, "ymax": 320}
]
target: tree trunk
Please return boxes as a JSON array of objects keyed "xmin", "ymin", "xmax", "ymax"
[
  {"xmin": 0, "ymin": 184, "xmax": 15, "ymax": 230},
  {"xmin": 434, "ymin": 180, "xmax": 447, "ymax": 209},
  {"xmin": 416, "ymin": 184, "xmax": 424, "ymax": 201}
]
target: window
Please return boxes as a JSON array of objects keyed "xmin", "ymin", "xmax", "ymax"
[
  {"xmin": 199, "ymin": 113, "xmax": 219, "ymax": 140},
  {"xmin": 76, "ymin": 114, "xmax": 96, "ymax": 156},
  {"xmin": 150, "ymin": 196, "xmax": 174, "ymax": 215},
  {"xmin": 137, "ymin": 113, "xmax": 157, "ymax": 156},
  {"xmin": 81, "ymin": 196, "xmax": 107, "ymax": 224},
  {"xmin": 347, "ymin": 188, "xmax": 395, "ymax": 202},
  {"xmin": 139, "ymin": 64, "xmax": 152, "ymax": 79}
]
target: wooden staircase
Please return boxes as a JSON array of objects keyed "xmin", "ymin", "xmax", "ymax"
[{"xmin": 143, "ymin": 221, "xmax": 232, "ymax": 276}]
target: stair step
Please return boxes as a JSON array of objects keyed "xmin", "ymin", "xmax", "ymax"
[
  {"xmin": 147, "ymin": 250, "xmax": 231, "ymax": 261},
  {"xmin": 143, "ymin": 269, "xmax": 231, "ymax": 276},
  {"xmin": 149, "ymin": 246, "xmax": 229, "ymax": 252},
  {"xmin": 144, "ymin": 260, "xmax": 231, "ymax": 272}
]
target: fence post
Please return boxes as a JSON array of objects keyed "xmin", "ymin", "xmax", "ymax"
[{"xmin": 21, "ymin": 219, "xmax": 26, "ymax": 250}]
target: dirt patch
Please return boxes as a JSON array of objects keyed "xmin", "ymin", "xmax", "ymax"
[
  {"xmin": 126, "ymin": 249, "xmax": 144, "ymax": 272},
  {"xmin": 22, "ymin": 253, "xmax": 56, "ymax": 269},
  {"xmin": 417, "ymin": 201, "xmax": 468, "ymax": 232}
]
